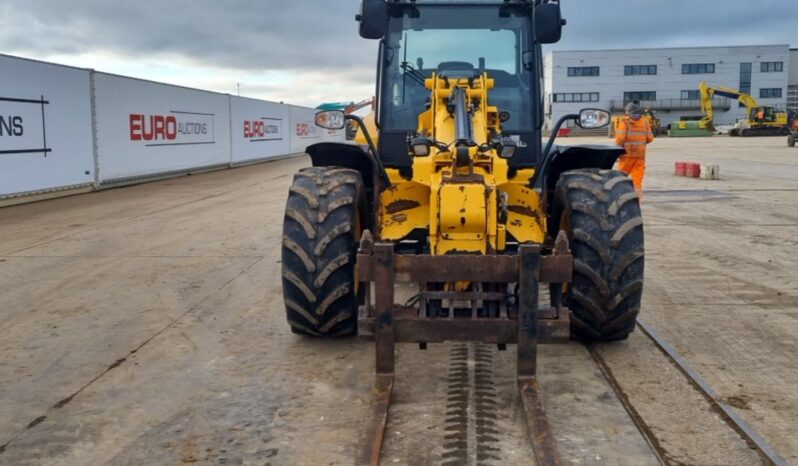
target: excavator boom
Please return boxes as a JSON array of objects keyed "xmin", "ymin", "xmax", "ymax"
[{"xmin": 699, "ymin": 81, "xmax": 759, "ymax": 129}]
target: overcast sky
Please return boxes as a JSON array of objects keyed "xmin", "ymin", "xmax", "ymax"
[{"xmin": 1, "ymin": 0, "xmax": 796, "ymax": 107}]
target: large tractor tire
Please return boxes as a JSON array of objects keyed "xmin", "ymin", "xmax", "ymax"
[
  {"xmin": 552, "ymin": 169, "xmax": 645, "ymax": 341},
  {"xmin": 281, "ymin": 167, "xmax": 365, "ymax": 337}
]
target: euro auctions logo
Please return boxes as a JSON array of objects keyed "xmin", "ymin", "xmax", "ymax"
[
  {"xmin": 295, "ymin": 121, "xmax": 318, "ymax": 138},
  {"xmin": 129, "ymin": 111, "xmax": 215, "ymax": 146},
  {"xmin": 243, "ymin": 118, "xmax": 283, "ymax": 142},
  {"xmin": 0, "ymin": 96, "xmax": 51, "ymax": 156}
]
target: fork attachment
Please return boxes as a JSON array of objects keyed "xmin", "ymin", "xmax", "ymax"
[{"xmin": 356, "ymin": 231, "xmax": 572, "ymax": 465}]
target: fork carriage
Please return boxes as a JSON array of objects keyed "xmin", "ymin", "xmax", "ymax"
[{"xmin": 356, "ymin": 230, "xmax": 573, "ymax": 466}]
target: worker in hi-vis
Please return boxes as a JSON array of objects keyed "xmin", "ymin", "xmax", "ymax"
[{"xmin": 615, "ymin": 102, "xmax": 654, "ymax": 200}]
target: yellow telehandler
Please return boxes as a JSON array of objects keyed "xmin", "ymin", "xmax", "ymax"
[{"xmin": 281, "ymin": 1, "xmax": 644, "ymax": 464}]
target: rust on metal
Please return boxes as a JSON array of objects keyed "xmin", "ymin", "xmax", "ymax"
[
  {"xmin": 517, "ymin": 245, "xmax": 540, "ymax": 377},
  {"xmin": 358, "ymin": 230, "xmax": 375, "ymax": 254},
  {"xmin": 507, "ymin": 202, "xmax": 547, "ymax": 230},
  {"xmin": 554, "ymin": 230, "xmax": 570, "ymax": 255},
  {"xmin": 358, "ymin": 374, "xmax": 394, "ymax": 466},
  {"xmin": 385, "ymin": 199, "xmax": 421, "ymax": 214},
  {"xmin": 507, "ymin": 204, "xmax": 537, "ymax": 217},
  {"xmin": 439, "ymin": 173, "xmax": 486, "ymax": 184},
  {"xmin": 540, "ymin": 254, "xmax": 572, "ymax": 283},
  {"xmin": 358, "ymin": 243, "xmax": 397, "ymax": 466},
  {"xmin": 389, "ymin": 213, "xmax": 408, "ymax": 223},
  {"xmin": 519, "ymin": 378, "xmax": 563, "ymax": 466},
  {"xmin": 359, "ymin": 252, "xmax": 572, "ymax": 284},
  {"xmin": 374, "ymin": 243, "xmax": 395, "ymax": 375},
  {"xmin": 359, "ymin": 242, "xmax": 571, "ymax": 465}
]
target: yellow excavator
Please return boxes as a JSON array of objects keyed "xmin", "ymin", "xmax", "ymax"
[
  {"xmin": 281, "ymin": 1, "xmax": 645, "ymax": 464},
  {"xmin": 696, "ymin": 81, "xmax": 791, "ymax": 137}
]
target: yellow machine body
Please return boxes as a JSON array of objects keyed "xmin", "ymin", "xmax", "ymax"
[{"xmin": 361, "ymin": 73, "xmax": 545, "ymax": 255}]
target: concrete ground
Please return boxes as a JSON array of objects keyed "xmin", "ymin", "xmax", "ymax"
[{"xmin": 0, "ymin": 135, "xmax": 796, "ymax": 465}]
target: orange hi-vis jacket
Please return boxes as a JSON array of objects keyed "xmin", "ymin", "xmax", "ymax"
[{"xmin": 615, "ymin": 117, "xmax": 654, "ymax": 158}]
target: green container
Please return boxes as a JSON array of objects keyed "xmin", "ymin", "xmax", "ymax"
[{"xmin": 669, "ymin": 122, "xmax": 712, "ymax": 137}]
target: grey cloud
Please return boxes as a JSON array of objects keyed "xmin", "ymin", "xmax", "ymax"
[
  {"xmin": 556, "ymin": 0, "xmax": 797, "ymax": 50},
  {"xmin": 0, "ymin": 0, "xmax": 375, "ymax": 72},
  {"xmin": 0, "ymin": 0, "xmax": 795, "ymax": 106},
  {"xmin": 1, "ymin": 1, "xmax": 794, "ymax": 73}
]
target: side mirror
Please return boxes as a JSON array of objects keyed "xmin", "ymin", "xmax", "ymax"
[
  {"xmin": 577, "ymin": 109, "xmax": 611, "ymax": 129},
  {"xmin": 357, "ymin": 0, "xmax": 387, "ymax": 40},
  {"xmin": 535, "ymin": 2, "xmax": 564, "ymax": 44},
  {"xmin": 315, "ymin": 110, "xmax": 346, "ymax": 130}
]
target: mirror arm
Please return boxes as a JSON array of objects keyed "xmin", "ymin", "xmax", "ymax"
[
  {"xmin": 531, "ymin": 113, "xmax": 578, "ymax": 188},
  {"xmin": 345, "ymin": 114, "xmax": 391, "ymax": 188},
  {"xmin": 542, "ymin": 113, "xmax": 578, "ymax": 159}
]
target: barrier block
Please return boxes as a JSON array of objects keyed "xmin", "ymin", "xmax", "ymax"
[
  {"xmin": 685, "ymin": 163, "xmax": 701, "ymax": 178},
  {"xmin": 700, "ymin": 164, "xmax": 720, "ymax": 180},
  {"xmin": 675, "ymin": 161, "xmax": 687, "ymax": 176}
]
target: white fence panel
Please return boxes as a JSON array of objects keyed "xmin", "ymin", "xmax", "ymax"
[
  {"xmin": 0, "ymin": 55, "xmax": 94, "ymax": 197},
  {"xmin": 230, "ymin": 96, "xmax": 290, "ymax": 164},
  {"xmin": 289, "ymin": 106, "xmax": 323, "ymax": 153},
  {"xmin": 94, "ymin": 73, "xmax": 231, "ymax": 182},
  {"xmin": 322, "ymin": 127, "xmax": 346, "ymax": 142}
]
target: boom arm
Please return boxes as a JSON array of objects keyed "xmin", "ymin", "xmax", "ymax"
[
  {"xmin": 699, "ymin": 81, "xmax": 760, "ymax": 127},
  {"xmin": 346, "ymin": 98, "xmax": 374, "ymax": 114}
]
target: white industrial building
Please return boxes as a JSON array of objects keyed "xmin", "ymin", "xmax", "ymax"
[{"xmin": 543, "ymin": 45, "xmax": 792, "ymax": 129}]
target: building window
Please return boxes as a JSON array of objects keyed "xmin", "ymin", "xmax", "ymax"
[
  {"xmin": 740, "ymin": 63, "xmax": 752, "ymax": 107},
  {"xmin": 567, "ymin": 66, "xmax": 600, "ymax": 77},
  {"xmin": 682, "ymin": 63, "xmax": 715, "ymax": 74},
  {"xmin": 760, "ymin": 88, "xmax": 783, "ymax": 99},
  {"xmin": 760, "ymin": 61, "xmax": 783, "ymax": 72},
  {"xmin": 553, "ymin": 92, "xmax": 599, "ymax": 103},
  {"xmin": 624, "ymin": 91, "xmax": 656, "ymax": 102},
  {"xmin": 788, "ymin": 85, "xmax": 798, "ymax": 113},
  {"xmin": 624, "ymin": 65, "xmax": 657, "ymax": 76},
  {"xmin": 681, "ymin": 90, "xmax": 700, "ymax": 100}
]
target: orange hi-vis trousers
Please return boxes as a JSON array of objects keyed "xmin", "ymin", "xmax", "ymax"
[{"xmin": 617, "ymin": 156, "xmax": 645, "ymax": 199}]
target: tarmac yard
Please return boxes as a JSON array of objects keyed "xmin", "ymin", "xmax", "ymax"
[{"xmin": 1, "ymin": 135, "xmax": 797, "ymax": 465}]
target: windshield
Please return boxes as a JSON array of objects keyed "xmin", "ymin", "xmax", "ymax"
[
  {"xmin": 402, "ymin": 29, "xmax": 517, "ymax": 74},
  {"xmin": 380, "ymin": 5, "xmax": 535, "ymax": 133}
]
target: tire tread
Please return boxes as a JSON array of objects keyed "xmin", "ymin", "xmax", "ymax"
[
  {"xmin": 281, "ymin": 167, "xmax": 364, "ymax": 337},
  {"xmin": 554, "ymin": 168, "xmax": 645, "ymax": 341}
]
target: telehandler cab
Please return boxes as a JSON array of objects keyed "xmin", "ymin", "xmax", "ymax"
[{"xmin": 280, "ymin": 1, "xmax": 645, "ymax": 463}]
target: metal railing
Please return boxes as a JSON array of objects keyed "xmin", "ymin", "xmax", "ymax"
[{"xmin": 610, "ymin": 97, "xmax": 731, "ymax": 112}]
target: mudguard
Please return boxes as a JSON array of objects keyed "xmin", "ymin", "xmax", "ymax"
[
  {"xmin": 533, "ymin": 144, "xmax": 626, "ymax": 193},
  {"xmin": 305, "ymin": 141, "xmax": 380, "ymax": 229}
]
